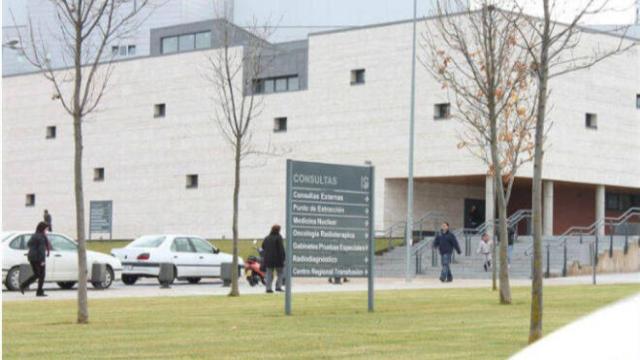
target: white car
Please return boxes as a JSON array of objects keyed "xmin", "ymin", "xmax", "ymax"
[
  {"xmin": 2, "ymin": 231, "xmax": 123, "ymax": 291},
  {"xmin": 111, "ymin": 234, "xmax": 241, "ymax": 285}
]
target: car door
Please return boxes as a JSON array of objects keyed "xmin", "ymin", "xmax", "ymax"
[
  {"xmin": 7, "ymin": 234, "xmax": 56, "ymax": 280},
  {"xmin": 169, "ymin": 237, "xmax": 199, "ymax": 277},
  {"xmin": 189, "ymin": 237, "xmax": 219, "ymax": 277},
  {"xmin": 47, "ymin": 234, "xmax": 79, "ymax": 281}
]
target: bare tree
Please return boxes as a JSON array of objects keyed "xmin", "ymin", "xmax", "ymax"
[
  {"xmin": 202, "ymin": 18, "xmax": 278, "ymax": 296},
  {"xmin": 511, "ymin": 0, "xmax": 638, "ymax": 343},
  {"xmin": 423, "ymin": 1, "xmax": 537, "ymax": 304},
  {"xmin": 14, "ymin": 0, "xmax": 154, "ymax": 324}
]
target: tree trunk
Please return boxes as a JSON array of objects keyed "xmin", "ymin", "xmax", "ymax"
[
  {"xmin": 73, "ymin": 13, "xmax": 89, "ymax": 324},
  {"xmin": 495, "ymin": 178, "xmax": 511, "ymax": 304},
  {"xmin": 229, "ymin": 137, "xmax": 242, "ymax": 297},
  {"xmin": 529, "ymin": 0, "xmax": 551, "ymax": 343}
]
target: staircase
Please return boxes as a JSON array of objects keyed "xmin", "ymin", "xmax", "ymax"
[{"xmin": 375, "ymin": 207, "xmax": 640, "ymax": 279}]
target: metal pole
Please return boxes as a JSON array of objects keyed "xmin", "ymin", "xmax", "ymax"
[
  {"xmin": 545, "ymin": 244, "xmax": 550, "ymax": 278},
  {"xmin": 562, "ymin": 241, "xmax": 567, "ymax": 277},
  {"xmin": 405, "ymin": 0, "xmax": 418, "ymax": 283},
  {"xmin": 624, "ymin": 223, "xmax": 629, "ymax": 254},
  {"xmin": 368, "ymin": 166, "xmax": 375, "ymax": 313},
  {"xmin": 285, "ymin": 160, "xmax": 293, "ymax": 315},
  {"xmin": 609, "ymin": 224, "xmax": 614, "ymax": 258}
]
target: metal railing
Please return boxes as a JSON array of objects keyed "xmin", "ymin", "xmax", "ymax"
[
  {"xmin": 525, "ymin": 207, "xmax": 640, "ymax": 278},
  {"xmin": 378, "ymin": 211, "xmax": 445, "ymax": 253}
]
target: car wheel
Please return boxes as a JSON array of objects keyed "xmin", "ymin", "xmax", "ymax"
[
  {"xmin": 57, "ymin": 282, "xmax": 76, "ymax": 290},
  {"xmin": 122, "ymin": 275, "xmax": 138, "ymax": 285},
  {"xmin": 187, "ymin": 277, "xmax": 201, "ymax": 284},
  {"xmin": 6, "ymin": 267, "xmax": 22, "ymax": 291},
  {"xmin": 91, "ymin": 266, "xmax": 114, "ymax": 289},
  {"xmin": 157, "ymin": 267, "xmax": 176, "ymax": 285}
]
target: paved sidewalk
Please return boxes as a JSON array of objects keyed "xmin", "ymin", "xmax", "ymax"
[{"xmin": 3, "ymin": 272, "xmax": 639, "ymax": 302}]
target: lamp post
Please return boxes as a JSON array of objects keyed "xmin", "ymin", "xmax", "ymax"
[{"xmin": 405, "ymin": 0, "xmax": 418, "ymax": 282}]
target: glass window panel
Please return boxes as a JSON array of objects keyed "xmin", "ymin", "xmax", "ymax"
[
  {"xmin": 128, "ymin": 45, "xmax": 136, "ymax": 55},
  {"xmin": 49, "ymin": 235, "xmax": 77, "ymax": 251},
  {"xmin": 190, "ymin": 238, "xmax": 213, "ymax": 253},
  {"xmin": 171, "ymin": 238, "xmax": 195, "ymax": 253},
  {"xmin": 129, "ymin": 235, "xmax": 166, "ymax": 248},
  {"xmin": 275, "ymin": 78, "xmax": 287, "ymax": 92},
  {"xmin": 264, "ymin": 79, "xmax": 275, "ymax": 93},
  {"xmin": 288, "ymin": 76, "xmax": 299, "ymax": 91},
  {"xmin": 178, "ymin": 33, "xmax": 195, "ymax": 52},
  {"xmin": 195, "ymin": 31, "xmax": 211, "ymax": 49},
  {"xmin": 111, "ymin": 46, "xmax": 119, "ymax": 56},
  {"xmin": 162, "ymin": 36, "xmax": 178, "ymax": 54}
]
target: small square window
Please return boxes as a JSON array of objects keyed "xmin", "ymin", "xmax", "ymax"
[
  {"xmin": 186, "ymin": 174, "xmax": 199, "ymax": 189},
  {"xmin": 127, "ymin": 45, "xmax": 136, "ymax": 56},
  {"xmin": 46, "ymin": 126, "xmax": 56, "ymax": 139},
  {"xmin": 585, "ymin": 113, "xmax": 597, "ymax": 129},
  {"xmin": 274, "ymin": 117, "xmax": 287, "ymax": 133},
  {"xmin": 636, "ymin": 94, "xmax": 640, "ymax": 109},
  {"xmin": 94, "ymin": 168, "xmax": 105, "ymax": 182},
  {"xmin": 111, "ymin": 46, "xmax": 119, "ymax": 56},
  {"xmin": 154, "ymin": 103, "xmax": 166, "ymax": 118},
  {"xmin": 25, "ymin": 194, "xmax": 35, "ymax": 207},
  {"xmin": 434, "ymin": 103, "xmax": 451, "ymax": 119},
  {"xmin": 351, "ymin": 69, "xmax": 365, "ymax": 85}
]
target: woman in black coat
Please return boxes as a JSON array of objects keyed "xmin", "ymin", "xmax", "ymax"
[
  {"xmin": 261, "ymin": 225, "xmax": 285, "ymax": 293},
  {"xmin": 20, "ymin": 221, "xmax": 51, "ymax": 296}
]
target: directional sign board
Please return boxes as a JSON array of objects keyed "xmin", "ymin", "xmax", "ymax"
[
  {"xmin": 285, "ymin": 160, "xmax": 375, "ymax": 314},
  {"xmin": 89, "ymin": 200, "xmax": 113, "ymax": 240}
]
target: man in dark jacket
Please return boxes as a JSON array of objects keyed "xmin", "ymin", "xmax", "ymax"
[
  {"xmin": 20, "ymin": 222, "xmax": 51, "ymax": 296},
  {"xmin": 43, "ymin": 209, "xmax": 52, "ymax": 231},
  {"xmin": 262, "ymin": 224, "xmax": 285, "ymax": 293},
  {"xmin": 433, "ymin": 222, "xmax": 461, "ymax": 282}
]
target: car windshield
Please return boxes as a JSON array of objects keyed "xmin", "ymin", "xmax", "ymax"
[
  {"xmin": 1, "ymin": 232, "xmax": 16, "ymax": 242},
  {"xmin": 128, "ymin": 235, "xmax": 166, "ymax": 248}
]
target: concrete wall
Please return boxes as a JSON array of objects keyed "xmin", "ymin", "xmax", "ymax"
[
  {"xmin": 2, "ymin": 16, "xmax": 639, "ymax": 239},
  {"xmin": 384, "ymin": 179, "xmax": 484, "ymax": 230}
]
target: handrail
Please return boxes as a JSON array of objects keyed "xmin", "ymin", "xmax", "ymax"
[{"xmin": 379, "ymin": 211, "xmax": 445, "ymax": 252}]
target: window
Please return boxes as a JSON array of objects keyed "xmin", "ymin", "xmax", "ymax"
[
  {"xmin": 288, "ymin": 76, "xmax": 299, "ymax": 91},
  {"xmin": 129, "ymin": 235, "xmax": 166, "ymax": 248},
  {"xmin": 178, "ymin": 33, "xmax": 195, "ymax": 52},
  {"xmin": 161, "ymin": 36, "xmax": 178, "ymax": 54},
  {"xmin": 154, "ymin": 103, "xmax": 166, "ymax": 118},
  {"xmin": 186, "ymin": 174, "xmax": 198, "ymax": 189},
  {"xmin": 585, "ymin": 113, "xmax": 597, "ymax": 129},
  {"xmin": 127, "ymin": 45, "xmax": 136, "ymax": 55},
  {"xmin": 434, "ymin": 103, "xmax": 451, "ymax": 119},
  {"xmin": 636, "ymin": 94, "xmax": 640, "ymax": 109},
  {"xmin": 195, "ymin": 31, "xmax": 211, "ymax": 49},
  {"xmin": 351, "ymin": 69, "xmax": 365, "ymax": 85},
  {"xmin": 111, "ymin": 46, "xmax": 119, "ymax": 56},
  {"xmin": 94, "ymin": 168, "xmax": 105, "ymax": 181},
  {"xmin": 9, "ymin": 235, "xmax": 28, "ymax": 250},
  {"xmin": 171, "ymin": 237, "xmax": 195, "ymax": 252},
  {"xmin": 264, "ymin": 79, "xmax": 275, "ymax": 94},
  {"xmin": 274, "ymin": 117, "xmax": 287, "ymax": 133},
  {"xmin": 49, "ymin": 235, "xmax": 78, "ymax": 251},
  {"xmin": 606, "ymin": 192, "xmax": 640, "ymax": 211},
  {"xmin": 190, "ymin": 238, "xmax": 215, "ymax": 253},
  {"xmin": 253, "ymin": 75, "xmax": 300, "ymax": 94},
  {"xmin": 25, "ymin": 194, "xmax": 35, "ymax": 207},
  {"xmin": 46, "ymin": 126, "xmax": 56, "ymax": 139}
]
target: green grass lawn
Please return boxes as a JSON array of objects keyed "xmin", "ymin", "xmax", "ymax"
[
  {"xmin": 3, "ymin": 284, "xmax": 639, "ymax": 359},
  {"xmin": 87, "ymin": 238, "xmax": 405, "ymax": 260}
]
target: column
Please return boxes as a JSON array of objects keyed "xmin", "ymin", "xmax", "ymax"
[
  {"xmin": 595, "ymin": 185, "xmax": 605, "ymax": 237},
  {"xmin": 485, "ymin": 175, "xmax": 495, "ymax": 238},
  {"xmin": 543, "ymin": 180, "xmax": 554, "ymax": 236}
]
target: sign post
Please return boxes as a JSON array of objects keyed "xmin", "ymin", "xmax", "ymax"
[
  {"xmin": 285, "ymin": 160, "xmax": 375, "ymax": 315},
  {"xmin": 89, "ymin": 201, "xmax": 113, "ymax": 240}
]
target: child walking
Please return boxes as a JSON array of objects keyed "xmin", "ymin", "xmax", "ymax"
[{"xmin": 477, "ymin": 233, "xmax": 492, "ymax": 272}]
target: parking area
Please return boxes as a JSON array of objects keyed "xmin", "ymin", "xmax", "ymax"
[{"xmin": 3, "ymin": 272, "xmax": 639, "ymax": 302}]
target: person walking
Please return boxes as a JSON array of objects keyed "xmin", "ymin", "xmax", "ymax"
[
  {"xmin": 43, "ymin": 209, "xmax": 52, "ymax": 231},
  {"xmin": 433, "ymin": 222, "xmax": 461, "ymax": 282},
  {"xmin": 261, "ymin": 224, "xmax": 285, "ymax": 293},
  {"xmin": 477, "ymin": 233, "xmax": 493, "ymax": 272},
  {"xmin": 507, "ymin": 225, "xmax": 516, "ymax": 266},
  {"xmin": 20, "ymin": 222, "xmax": 51, "ymax": 296}
]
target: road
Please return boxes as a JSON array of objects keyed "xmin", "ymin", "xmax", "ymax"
[{"xmin": 3, "ymin": 272, "xmax": 639, "ymax": 302}]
